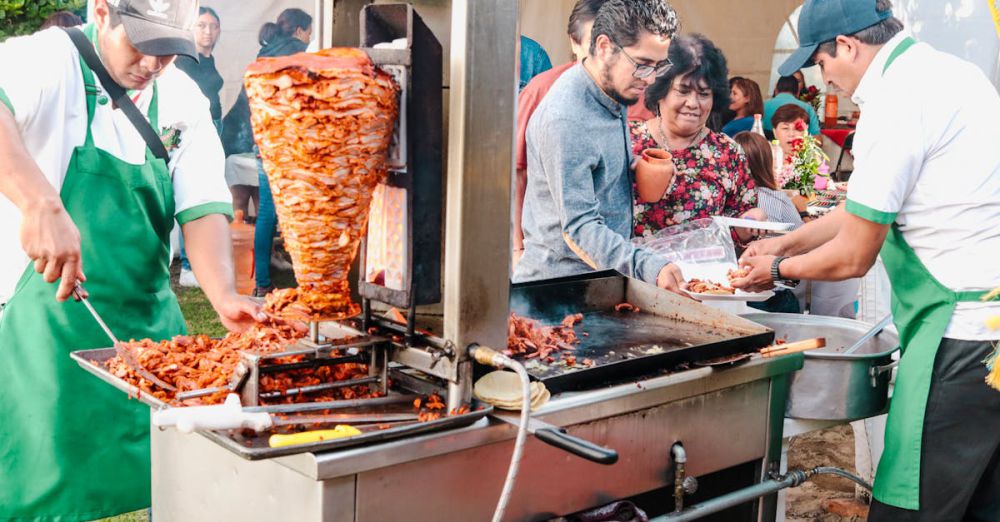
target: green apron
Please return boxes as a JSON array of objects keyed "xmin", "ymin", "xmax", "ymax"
[
  {"xmin": 0, "ymin": 32, "xmax": 186, "ymax": 520},
  {"xmin": 870, "ymin": 37, "xmax": 1000, "ymax": 511}
]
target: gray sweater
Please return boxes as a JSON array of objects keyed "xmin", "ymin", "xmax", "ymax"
[{"xmin": 513, "ymin": 64, "xmax": 669, "ymax": 284}]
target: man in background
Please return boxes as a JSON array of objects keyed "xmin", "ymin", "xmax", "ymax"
[
  {"xmin": 513, "ymin": 0, "xmax": 607, "ymax": 264},
  {"xmin": 764, "ymin": 75, "xmax": 821, "ymax": 136},
  {"xmin": 514, "ymin": 0, "xmax": 685, "ymax": 294}
]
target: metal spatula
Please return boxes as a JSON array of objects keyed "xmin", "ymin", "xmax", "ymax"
[
  {"xmin": 843, "ymin": 315, "xmax": 893, "ymax": 355},
  {"xmin": 73, "ymin": 283, "xmax": 177, "ymax": 391}
]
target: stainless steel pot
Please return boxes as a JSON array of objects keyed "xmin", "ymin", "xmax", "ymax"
[{"xmin": 743, "ymin": 313, "xmax": 900, "ymax": 421}]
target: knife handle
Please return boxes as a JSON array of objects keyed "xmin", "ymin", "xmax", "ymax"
[
  {"xmin": 535, "ymin": 427, "xmax": 618, "ymax": 465},
  {"xmin": 268, "ymin": 425, "xmax": 363, "ymax": 448}
]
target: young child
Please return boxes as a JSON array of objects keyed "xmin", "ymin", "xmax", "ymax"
[{"xmin": 771, "ymin": 104, "xmax": 829, "ymax": 190}]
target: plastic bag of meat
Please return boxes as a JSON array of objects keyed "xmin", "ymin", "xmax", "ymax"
[{"xmin": 245, "ymin": 48, "xmax": 399, "ymax": 321}]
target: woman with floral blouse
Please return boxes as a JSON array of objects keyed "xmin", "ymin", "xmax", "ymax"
[{"xmin": 629, "ymin": 34, "xmax": 764, "ymax": 240}]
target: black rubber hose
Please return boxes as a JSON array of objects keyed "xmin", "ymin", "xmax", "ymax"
[
  {"xmin": 652, "ymin": 467, "xmax": 871, "ymax": 521},
  {"xmin": 812, "ymin": 466, "xmax": 873, "ymax": 491}
]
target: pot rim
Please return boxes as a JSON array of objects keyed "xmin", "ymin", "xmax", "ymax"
[{"xmin": 743, "ymin": 312, "xmax": 901, "ymax": 360}]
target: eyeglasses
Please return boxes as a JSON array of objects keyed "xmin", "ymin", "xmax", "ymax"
[{"xmin": 613, "ymin": 43, "xmax": 672, "ymax": 79}]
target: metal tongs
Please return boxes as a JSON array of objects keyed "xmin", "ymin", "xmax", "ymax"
[{"xmin": 73, "ymin": 282, "xmax": 177, "ymax": 391}]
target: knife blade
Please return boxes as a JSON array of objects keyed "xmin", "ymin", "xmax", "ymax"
[
  {"xmin": 268, "ymin": 412, "xmax": 419, "ymax": 427},
  {"xmin": 73, "ymin": 283, "xmax": 177, "ymax": 392}
]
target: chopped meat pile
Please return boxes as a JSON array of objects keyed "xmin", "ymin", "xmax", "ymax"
[
  {"xmin": 506, "ymin": 312, "xmax": 583, "ymax": 360},
  {"xmin": 106, "ymin": 317, "xmax": 374, "ymax": 406},
  {"xmin": 727, "ymin": 267, "xmax": 750, "ymax": 282},
  {"xmin": 685, "ymin": 278, "xmax": 736, "ymax": 295},
  {"xmin": 415, "ymin": 393, "xmax": 446, "ymax": 422},
  {"xmin": 245, "ymin": 48, "xmax": 399, "ymax": 321},
  {"xmin": 258, "ymin": 361, "xmax": 373, "ymax": 405}
]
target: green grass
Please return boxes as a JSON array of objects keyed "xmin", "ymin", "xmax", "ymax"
[
  {"xmin": 97, "ymin": 510, "xmax": 148, "ymax": 522},
  {"xmin": 169, "ymin": 260, "xmax": 297, "ymax": 335},
  {"xmin": 174, "ymin": 284, "xmax": 230, "ymax": 337}
]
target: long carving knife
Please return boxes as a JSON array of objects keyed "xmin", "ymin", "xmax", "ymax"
[{"xmin": 73, "ymin": 283, "xmax": 177, "ymax": 391}]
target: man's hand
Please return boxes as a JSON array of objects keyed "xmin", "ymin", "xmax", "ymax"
[
  {"xmin": 739, "ymin": 237, "xmax": 787, "ymax": 264},
  {"xmin": 21, "ymin": 198, "xmax": 85, "ymax": 301},
  {"xmin": 656, "ymin": 263, "xmax": 686, "ymax": 295},
  {"xmin": 730, "ymin": 255, "xmax": 777, "ymax": 293},
  {"xmin": 214, "ymin": 293, "xmax": 267, "ymax": 333}
]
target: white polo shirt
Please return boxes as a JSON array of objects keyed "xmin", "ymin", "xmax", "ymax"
[
  {"xmin": 845, "ymin": 32, "xmax": 1000, "ymax": 340},
  {"xmin": 0, "ymin": 26, "xmax": 233, "ymax": 304}
]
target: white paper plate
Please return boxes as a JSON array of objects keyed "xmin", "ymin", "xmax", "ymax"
[
  {"xmin": 712, "ymin": 216, "xmax": 794, "ymax": 232},
  {"xmin": 683, "ymin": 288, "xmax": 775, "ymax": 302},
  {"xmin": 677, "ymin": 261, "xmax": 774, "ymax": 302}
]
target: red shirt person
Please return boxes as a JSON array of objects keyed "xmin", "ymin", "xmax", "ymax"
[{"xmin": 513, "ymin": 0, "xmax": 608, "ymax": 262}]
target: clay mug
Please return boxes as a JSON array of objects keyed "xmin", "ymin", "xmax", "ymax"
[
  {"xmin": 637, "ymin": 147, "xmax": 674, "ymax": 177},
  {"xmin": 635, "ymin": 148, "xmax": 675, "ymax": 201}
]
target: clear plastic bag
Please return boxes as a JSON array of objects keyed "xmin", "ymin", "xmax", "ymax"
[{"xmin": 632, "ymin": 217, "xmax": 737, "ymax": 267}]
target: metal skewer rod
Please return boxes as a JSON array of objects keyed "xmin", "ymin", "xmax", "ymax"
[{"xmin": 258, "ymin": 375, "xmax": 381, "ymax": 400}]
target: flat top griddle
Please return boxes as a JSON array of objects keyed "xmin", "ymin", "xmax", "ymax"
[{"xmin": 509, "ymin": 272, "xmax": 774, "ymax": 392}]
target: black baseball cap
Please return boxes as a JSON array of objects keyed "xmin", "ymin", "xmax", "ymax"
[
  {"xmin": 779, "ymin": 0, "xmax": 892, "ymax": 76},
  {"xmin": 108, "ymin": 0, "xmax": 199, "ymax": 60}
]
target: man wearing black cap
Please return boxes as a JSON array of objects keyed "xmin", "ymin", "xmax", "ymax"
[
  {"xmin": 0, "ymin": 0, "xmax": 264, "ymax": 518},
  {"xmin": 732, "ymin": 0, "xmax": 1000, "ymax": 520}
]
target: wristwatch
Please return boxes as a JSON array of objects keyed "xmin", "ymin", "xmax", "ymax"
[{"xmin": 771, "ymin": 256, "xmax": 799, "ymax": 288}]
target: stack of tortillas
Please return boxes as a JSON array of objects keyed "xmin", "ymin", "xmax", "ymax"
[{"xmin": 474, "ymin": 371, "xmax": 550, "ymax": 411}]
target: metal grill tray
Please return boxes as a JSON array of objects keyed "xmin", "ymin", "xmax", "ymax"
[
  {"xmin": 70, "ymin": 348, "xmax": 492, "ymax": 460},
  {"xmin": 509, "ymin": 271, "xmax": 775, "ymax": 392}
]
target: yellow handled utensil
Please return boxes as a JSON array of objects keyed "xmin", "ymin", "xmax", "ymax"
[{"xmin": 268, "ymin": 425, "xmax": 363, "ymax": 448}]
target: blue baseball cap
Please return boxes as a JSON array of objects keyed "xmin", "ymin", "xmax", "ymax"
[{"xmin": 779, "ymin": 0, "xmax": 892, "ymax": 76}]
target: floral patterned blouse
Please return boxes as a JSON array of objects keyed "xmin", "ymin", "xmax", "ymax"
[{"xmin": 629, "ymin": 120, "xmax": 758, "ymax": 238}]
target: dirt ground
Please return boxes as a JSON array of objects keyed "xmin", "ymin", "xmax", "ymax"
[{"xmin": 785, "ymin": 424, "xmax": 869, "ymax": 522}]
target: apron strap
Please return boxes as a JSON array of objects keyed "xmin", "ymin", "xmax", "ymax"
[{"xmin": 78, "ymin": 56, "xmax": 98, "ymax": 148}]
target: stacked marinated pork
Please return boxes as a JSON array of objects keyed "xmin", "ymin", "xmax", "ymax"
[{"xmin": 245, "ymin": 48, "xmax": 399, "ymax": 321}]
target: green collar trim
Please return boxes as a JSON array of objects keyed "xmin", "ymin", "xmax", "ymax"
[
  {"xmin": 846, "ymin": 198, "xmax": 896, "ymax": 225},
  {"xmin": 0, "ymin": 87, "xmax": 14, "ymax": 117},
  {"xmin": 883, "ymin": 36, "xmax": 917, "ymax": 75},
  {"xmin": 955, "ymin": 290, "xmax": 997, "ymax": 302}
]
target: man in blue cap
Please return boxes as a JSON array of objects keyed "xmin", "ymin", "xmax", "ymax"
[{"xmin": 731, "ymin": 0, "xmax": 1000, "ymax": 520}]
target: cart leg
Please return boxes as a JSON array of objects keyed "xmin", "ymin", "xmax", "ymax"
[{"xmin": 775, "ymin": 438, "xmax": 790, "ymax": 522}]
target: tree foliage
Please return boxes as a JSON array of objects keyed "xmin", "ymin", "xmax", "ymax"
[{"xmin": 0, "ymin": 0, "xmax": 86, "ymax": 39}]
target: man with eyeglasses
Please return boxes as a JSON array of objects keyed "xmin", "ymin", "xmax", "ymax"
[{"xmin": 513, "ymin": 0, "xmax": 685, "ymax": 293}]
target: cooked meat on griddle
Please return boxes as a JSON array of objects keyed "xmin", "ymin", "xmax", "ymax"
[
  {"xmin": 245, "ymin": 48, "xmax": 399, "ymax": 321},
  {"xmin": 506, "ymin": 312, "xmax": 583, "ymax": 360},
  {"xmin": 614, "ymin": 302, "xmax": 640, "ymax": 313}
]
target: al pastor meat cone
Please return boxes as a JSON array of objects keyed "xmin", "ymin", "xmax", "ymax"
[{"xmin": 245, "ymin": 48, "xmax": 399, "ymax": 321}]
